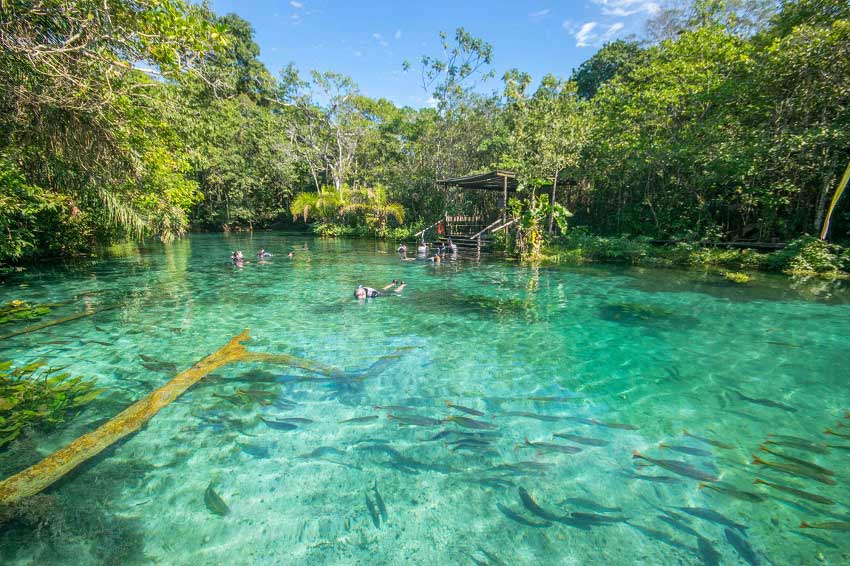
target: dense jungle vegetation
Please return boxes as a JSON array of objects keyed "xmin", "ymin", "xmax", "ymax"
[{"xmin": 1, "ymin": 0, "xmax": 848, "ymax": 273}]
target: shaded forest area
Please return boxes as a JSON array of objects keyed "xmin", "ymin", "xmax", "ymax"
[{"xmin": 1, "ymin": 0, "xmax": 848, "ymax": 265}]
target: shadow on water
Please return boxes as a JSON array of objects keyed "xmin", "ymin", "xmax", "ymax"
[
  {"xmin": 619, "ymin": 266, "xmax": 850, "ymax": 304},
  {"xmin": 409, "ymin": 289, "xmax": 540, "ymax": 322},
  {"xmin": 0, "ymin": 431, "xmax": 149, "ymax": 564},
  {"xmin": 598, "ymin": 301, "xmax": 699, "ymax": 329}
]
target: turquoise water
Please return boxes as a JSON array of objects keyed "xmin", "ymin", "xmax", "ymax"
[{"xmin": 1, "ymin": 233, "xmax": 849, "ymax": 565}]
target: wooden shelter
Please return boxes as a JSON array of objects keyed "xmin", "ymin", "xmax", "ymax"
[{"xmin": 437, "ymin": 170, "xmax": 517, "ymax": 224}]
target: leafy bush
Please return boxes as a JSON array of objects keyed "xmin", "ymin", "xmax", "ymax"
[
  {"xmin": 768, "ymin": 236, "xmax": 848, "ymax": 275},
  {"xmin": 0, "ymin": 360, "xmax": 104, "ymax": 448}
]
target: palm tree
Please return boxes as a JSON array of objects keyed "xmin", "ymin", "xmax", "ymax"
[
  {"xmin": 340, "ymin": 185, "xmax": 404, "ymax": 231},
  {"xmin": 289, "ymin": 187, "xmax": 344, "ymax": 224}
]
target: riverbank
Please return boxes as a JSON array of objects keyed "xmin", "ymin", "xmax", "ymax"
[{"xmin": 541, "ymin": 231, "xmax": 850, "ymax": 280}]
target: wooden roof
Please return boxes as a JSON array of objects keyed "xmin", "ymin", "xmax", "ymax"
[{"xmin": 437, "ymin": 170, "xmax": 518, "ymax": 192}]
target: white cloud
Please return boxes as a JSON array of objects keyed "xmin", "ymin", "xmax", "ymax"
[
  {"xmin": 530, "ymin": 8, "xmax": 550, "ymax": 18},
  {"xmin": 372, "ymin": 32, "xmax": 389, "ymax": 48},
  {"xmin": 574, "ymin": 22, "xmax": 599, "ymax": 47},
  {"xmin": 592, "ymin": 0, "xmax": 660, "ymax": 17},
  {"xmin": 289, "ymin": 1, "xmax": 303, "ymax": 8},
  {"xmin": 426, "ymin": 96, "xmax": 438, "ymax": 108},
  {"xmin": 570, "ymin": 21, "xmax": 625, "ymax": 47},
  {"xmin": 394, "ymin": 29, "xmax": 402, "ymax": 40},
  {"xmin": 354, "ymin": 50, "xmax": 363, "ymax": 57}
]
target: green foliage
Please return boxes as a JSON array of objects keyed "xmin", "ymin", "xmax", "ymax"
[
  {"xmin": 571, "ymin": 40, "xmax": 647, "ymax": 100},
  {"xmin": 768, "ymin": 236, "xmax": 849, "ymax": 275},
  {"xmin": 0, "ymin": 359, "xmax": 104, "ymax": 449},
  {"xmin": 0, "ymin": 301, "xmax": 52, "ymax": 325}
]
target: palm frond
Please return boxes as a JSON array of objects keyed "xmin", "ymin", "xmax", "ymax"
[{"xmin": 95, "ymin": 186, "xmax": 149, "ymax": 238}]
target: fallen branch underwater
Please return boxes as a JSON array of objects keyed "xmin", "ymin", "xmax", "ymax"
[
  {"xmin": 0, "ymin": 304, "xmax": 122, "ymax": 341},
  {"xmin": 0, "ymin": 329, "xmax": 359, "ymax": 506}
]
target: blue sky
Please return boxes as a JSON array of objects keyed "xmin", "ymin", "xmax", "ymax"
[{"xmin": 209, "ymin": 0, "xmax": 661, "ymax": 107}]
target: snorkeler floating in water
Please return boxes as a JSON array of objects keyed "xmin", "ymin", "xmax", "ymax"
[
  {"xmin": 230, "ymin": 251, "xmax": 245, "ymax": 266},
  {"xmin": 354, "ymin": 280, "xmax": 406, "ymax": 299},
  {"xmin": 256, "ymin": 249, "xmax": 272, "ymax": 259}
]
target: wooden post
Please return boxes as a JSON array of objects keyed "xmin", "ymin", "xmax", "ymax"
[{"xmin": 502, "ymin": 174, "xmax": 508, "ymax": 224}]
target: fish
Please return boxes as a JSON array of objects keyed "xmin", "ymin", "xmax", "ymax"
[
  {"xmin": 365, "ymin": 493, "xmax": 380, "ymax": 528},
  {"xmin": 141, "ymin": 361, "xmax": 177, "ymax": 373},
  {"xmin": 443, "ymin": 415, "xmax": 497, "ymax": 430},
  {"xmin": 632, "ymin": 451, "xmax": 718, "ymax": 482},
  {"xmin": 496, "ymin": 503, "xmax": 550, "ymax": 528},
  {"xmin": 750, "ymin": 455, "xmax": 836, "ymax": 485},
  {"xmin": 752, "ymin": 479, "xmax": 834, "ymax": 505},
  {"xmin": 658, "ymin": 443, "xmax": 711, "ymax": 457},
  {"xmin": 824, "ymin": 428, "xmax": 850, "ymax": 440},
  {"xmin": 501, "ymin": 411, "xmax": 562, "ymax": 422},
  {"xmin": 675, "ymin": 506, "xmax": 747, "ymax": 532},
  {"xmin": 527, "ymin": 395, "xmax": 579, "ymax": 403},
  {"xmin": 553, "ymin": 432, "xmax": 609, "ymax": 446},
  {"xmin": 298, "ymin": 446, "xmax": 347, "ymax": 459},
  {"xmin": 260, "ymin": 417, "xmax": 297, "ymax": 431},
  {"xmin": 622, "ymin": 471, "xmax": 681, "ymax": 484},
  {"xmin": 734, "ymin": 390, "xmax": 796, "ymax": 412},
  {"xmin": 274, "ymin": 417, "xmax": 314, "ymax": 424},
  {"xmin": 86, "ymin": 340, "xmax": 113, "ymax": 346},
  {"xmin": 373, "ymin": 481, "xmax": 388, "ymax": 523},
  {"xmin": 683, "ymin": 429, "xmax": 734, "ymax": 450},
  {"xmin": 374, "ymin": 405, "xmax": 416, "ymax": 412},
  {"xmin": 763, "ymin": 438, "xmax": 828, "ymax": 455},
  {"xmin": 758, "ymin": 446, "xmax": 834, "ymax": 476},
  {"xmin": 725, "ymin": 528, "xmax": 760, "ymax": 566},
  {"xmin": 698, "ymin": 482, "xmax": 767, "ymax": 503},
  {"xmin": 630, "ymin": 523, "xmax": 695, "ymax": 554},
  {"xmin": 799, "ymin": 521, "xmax": 850, "ymax": 531},
  {"xmin": 569, "ymin": 512, "xmax": 628, "ymax": 525},
  {"xmin": 697, "ymin": 536, "xmax": 721, "ymax": 566},
  {"xmin": 237, "ymin": 442, "xmax": 270, "ymax": 458},
  {"xmin": 448, "ymin": 438, "xmax": 491, "ymax": 447},
  {"xmin": 657, "ymin": 514, "xmax": 699, "ymax": 537},
  {"xmin": 204, "ymin": 484, "xmax": 230, "ymax": 516},
  {"xmin": 445, "ymin": 401, "xmax": 485, "ymax": 416},
  {"xmin": 237, "ymin": 388, "xmax": 277, "ymax": 401},
  {"xmin": 523, "ymin": 438, "xmax": 582, "ymax": 454},
  {"xmin": 212, "ymin": 392, "xmax": 247, "ymax": 406},
  {"xmin": 559, "ymin": 498, "xmax": 622, "ymax": 513},
  {"xmin": 388, "ymin": 414, "xmax": 442, "ymax": 427},
  {"xmin": 568, "ymin": 417, "xmax": 638, "ymax": 430},
  {"xmin": 339, "ymin": 415, "xmax": 379, "ymax": 424},
  {"xmin": 518, "ymin": 487, "xmax": 564, "ymax": 522}
]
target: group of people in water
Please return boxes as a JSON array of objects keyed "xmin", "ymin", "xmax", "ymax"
[
  {"xmin": 230, "ymin": 248, "xmax": 292, "ymax": 267},
  {"xmin": 230, "ymin": 238, "xmax": 456, "ymax": 300},
  {"xmin": 353, "ymin": 238, "xmax": 457, "ymax": 299},
  {"xmin": 397, "ymin": 237, "xmax": 457, "ymax": 263}
]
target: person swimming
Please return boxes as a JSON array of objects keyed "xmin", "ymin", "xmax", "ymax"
[
  {"xmin": 354, "ymin": 280, "xmax": 405, "ymax": 299},
  {"xmin": 447, "ymin": 238, "xmax": 457, "ymax": 252},
  {"xmin": 397, "ymin": 243, "xmax": 407, "ymax": 255},
  {"xmin": 257, "ymin": 249, "xmax": 272, "ymax": 259},
  {"xmin": 417, "ymin": 240, "xmax": 427, "ymax": 254}
]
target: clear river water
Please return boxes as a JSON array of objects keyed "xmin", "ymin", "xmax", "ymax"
[{"xmin": 0, "ymin": 233, "xmax": 848, "ymax": 565}]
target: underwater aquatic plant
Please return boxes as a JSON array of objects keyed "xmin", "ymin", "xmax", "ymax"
[
  {"xmin": 0, "ymin": 359, "xmax": 104, "ymax": 448},
  {"xmin": 0, "ymin": 300, "xmax": 52, "ymax": 325}
]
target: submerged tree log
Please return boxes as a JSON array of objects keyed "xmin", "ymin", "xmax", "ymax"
[
  {"xmin": 0, "ymin": 330, "xmax": 252, "ymax": 505},
  {"xmin": 0, "ymin": 305, "xmax": 121, "ymax": 341}
]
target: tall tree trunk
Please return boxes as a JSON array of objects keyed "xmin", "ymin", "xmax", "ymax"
[
  {"xmin": 547, "ymin": 169, "xmax": 560, "ymax": 234},
  {"xmin": 814, "ymin": 174, "xmax": 834, "ymax": 236}
]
